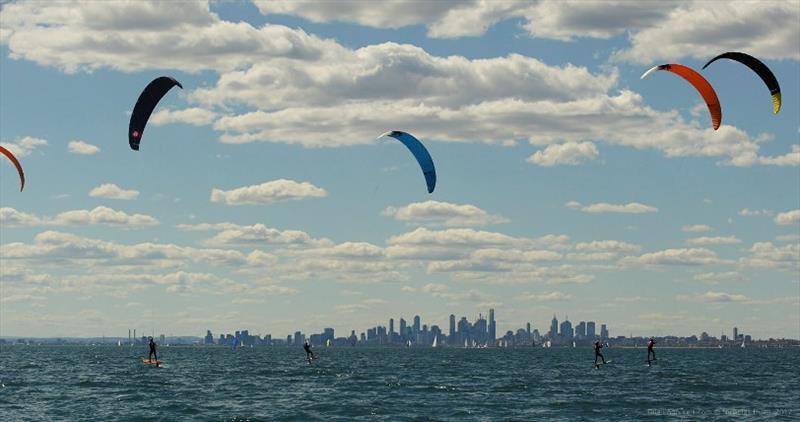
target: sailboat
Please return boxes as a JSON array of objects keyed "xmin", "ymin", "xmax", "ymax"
[
  {"xmin": 572, "ymin": 341, "xmax": 576, "ymax": 348},
  {"xmin": 432, "ymin": 336, "xmax": 437, "ymax": 348},
  {"xmin": 407, "ymin": 340, "xmax": 412, "ymax": 348},
  {"xmin": 326, "ymin": 339, "xmax": 332, "ymax": 347},
  {"xmin": 464, "ymin": 339, "xmax": 468, "ymax": 349},
  {"xmin": 741, "ymin": 340, "xmax": 745, "ymax": 348}
]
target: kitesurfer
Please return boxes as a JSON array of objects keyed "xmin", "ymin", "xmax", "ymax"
[
  {"xmin": 593, "ymin": 340, "xmax": 606, "ymax": 366},
  {"xmin": 148, "ymin": 337, "xmax": 159, "ymax": 366},
  {"xmin": 304, "ymin": 340, "xmax": 315, "ymax": 362},
  {"xmin": 647, "ymin": 337, "xmax": 656, "ymax": 363}
]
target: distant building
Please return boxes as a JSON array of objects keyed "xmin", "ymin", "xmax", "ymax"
[
  {"xmin": 575, "ymin": 321, "xmax": 586, "ymax": 339},
  {"xmin": 600, "ymin": 324, "xmax": 608, "ymax": 340},
  {"xmin": 204, "ymin": 330, "xmax": 214, "ymax": 345},
  {"xmin": 587, "ymin": 321, "xmax": 596, "ymax": 339},
  {"xmin": 488, "ymin": 309, "xmax": 496, "ymax": 344},
  {"xmin": 560, "ymin": 318, "xmax": 573, "ymax": 340},
  {"xmin": 549, "ymin": 315, "xmax": 558, "ymax": 339}
]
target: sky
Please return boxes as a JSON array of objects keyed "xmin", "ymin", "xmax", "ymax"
[{"xmin": 0, "ymin": 0, "xmax": 798, "ymax": 340}]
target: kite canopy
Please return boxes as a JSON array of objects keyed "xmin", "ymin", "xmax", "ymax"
[
  {"xmin": 703, "ymin": 52, "xmax": 781, "ymax": 114},
  {"xmin": 642, "ymin": 64, "xmax": 722, "ymax": 130},
  {"xmin": 129, "ymin": 76, "xmax": 183, "ymax": 150},
  {"xmin": 378, "ymin": 131, "xmax": 437, "ymax": 194},
  {"xmin": 0, "ymin": 145, "xmax": 25, "ymax": 191}
]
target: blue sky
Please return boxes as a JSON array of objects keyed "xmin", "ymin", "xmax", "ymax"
[{"xmin": 1, "ymin": 0, "xmax": 798, "ymax": 339}]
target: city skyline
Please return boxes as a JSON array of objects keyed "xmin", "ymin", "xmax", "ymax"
[{"xmin": 1, "ymin": 1, "xmax": 798, "ymax": 340}]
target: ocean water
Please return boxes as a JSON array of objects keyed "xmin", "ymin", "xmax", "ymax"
[{"xmin": 1, "ymin": 346, "xmax": 798, "ymax": 421}]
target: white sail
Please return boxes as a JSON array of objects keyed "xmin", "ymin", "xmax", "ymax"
[{"xmin": 432, "ymin": 336, "xmax": 437, "ymax": 348}]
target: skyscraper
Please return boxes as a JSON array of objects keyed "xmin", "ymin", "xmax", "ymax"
[
  {"xmin": 733, "ymin": 327, "xmax": 738, "ymax": 341},
  {"xmin": 600, "ymin": 324, "xmax": 608, "ymax": 340},
  {"xmin": 560, "ymin": 318, "xmax": 573, "ymax": 339},
  {"xmin": 399, "ymin": 318, "xmax": 407, "ymax": 341},
  {"xmin": 389, "ymin": 318, "xmax": 395, "ymax": 336},
  {"xmin": 449, "ymin": 314, "xmax": 456, "ymax": 340},
  {"xmin": 575, "ymin": 321, "xmax": 586, "ymax": 339},
  {"xmin": 488, "ymin": 309, "xmax": 496, "ymax": 344},
  {"xmin": 586, "ymin": 321, "xmax": 596, "ymax": 339},
  {"xmin": 549, "ymin": 315, "xmax": 558, "ymax": 339},
  {"xmin": 413, "ymin": 315, "xmax": 421, "ymax": 335}
]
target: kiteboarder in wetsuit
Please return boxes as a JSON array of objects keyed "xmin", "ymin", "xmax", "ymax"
[
  {"xmin": 148, "ymin": 337, "xmax": 159, "ymax": 366},
  {"xmin": 647, "ymin": 337, "xmax": 656, "ymax": 364},
  {"xmin": 304, "ymin": 340, "xmax": 315, "ymax": 362},
  {"xmin": 594, "ymin": 340, "xmax": 606, "ymax": 366}
]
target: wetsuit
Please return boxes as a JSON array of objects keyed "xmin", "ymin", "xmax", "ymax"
[
  {"xmin": 594, "ymin": 342, "xmax": 605, "ymax": 365},
  {"xmin": 148, "ymin": 339, "xmax": 158, "ymax": 362},
  {"xmin": 304, "ymin": 343, "xmax": 314, "ymax": 361},
  {"xmin": 647, "ymin": 339, "xmax": 656, "ymax": 361}
]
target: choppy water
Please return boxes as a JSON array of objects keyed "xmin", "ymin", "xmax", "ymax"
[{"xmin": 1, "ymin": 346, "xmax": 798, "ymax": 421}]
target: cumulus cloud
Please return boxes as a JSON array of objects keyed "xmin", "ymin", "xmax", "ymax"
[
  {"xmin": 50, "ymin": 206, "xmax": 158, "ymax": 227},
  {"xmin": 0, "ymin": 1, "xmax": 342, "ymax": 73},
  {"xmin": 740, "ymin": 242, "xmax": 800, "ymax": 271},
  {"xmin": 697, "ymin": 291, "xmax": 750, "ymax": 304},
  {"xmin": 694, "ymin": 272, "xmax": 745, "ymax": 283},
  {"xmin": 738, "ymin": 209, "xmax": 773, "ymax": 217},
  {"xmin": 150, "ymin": 108, "xmax": 218, "ymax": 126},
  {"xmin": 518, "ymin": 291, "xmax": 572, "ymax": 301},
  {"xmin": 0, "ymin": 206, "xmax": 157, "ymax": 227},
  {"xmin": 614, "ymin": 1, "xmax": 800, "ymax": 62},
  {"xmin": 88, "ymin": 183, "xmax": 140, "ymax": 200},
  {"xmin": 567, "ymin": 201, "xmax": 657, "ymax": 214},
  {"xmin": 0, "ymin": 207, "xmax": 43, "ymax": 227},
  {"xmin": 574, "ymin": 240, "xmax": 641, "ymax": 253},
  {"xmin": 774, "ymin": 209, "xmax": 800, "ymax": 226},
  {"xmin": 682, "ymin": 224, "xmax": 712, "ymax": 233},
  {"xmin": 203, "ymin": 223, "xmax": 320, "ymax": 247},
  {"xmin": 67, "ymin": 140, "xmax": 100, "ymax": 155},
  {"xmin": 527, "ymin": 141, "xmax": 599, "ymax": 166},
  {"xmin": 0, "ymin": 136, "xmax": 47, "ymax": 157},
  {"xmin": 382, "ymin": 200, "xmax": 508, "ymax": 227},
  {"xmin": 210, "ymin": 179, "xmax": 327, "ymax": 205},
  {"xmin": 621, "ymin": 248, "xmax": 727, "ymax": 266},
  {"xmin": 686, "ymin": 236, "xmax": 741, "ymax": 246}
]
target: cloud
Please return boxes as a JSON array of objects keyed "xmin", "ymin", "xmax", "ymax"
[
  {"xmin": 686, "ymin": 236, "xmax": 741, "ymax": 246},
  {"xmin": 67, "ymin": 140, "xmax": 100, "ymax": 155},
  {"xmin": 693, "ymin": 272, "xmax": 745, "ymax": 283},
  {"xmin": 567, "ymin": 201, "xmax": 657, "ymax": 214},
  {"xmin": 621, "ymin": 248, "xmax": 727, "ymax": 266},
  {"xmin": 0, "ymin": 136, "xmax": 47, "ymax": 157},
  {"xmin": 574, "ymin": 240, "xmax": 641, "ymax": 253},
  {"xmin": 150, "ymin": 108, "xmax": 218, "ymax": 126},
  {"xmin": 88, "ymin": 183, "xmax": 140, "ymax": 200},
  {"xmin": 0, "ymin": 206, "xmax": 157, "ymax": 227},
  {"xmin": 738, "ymin": 209, "xmax": 773, "ymax": 217},
  {"xmin": 0, "ymin": 207, "xmax": 43, "ymax": 227},
  {"xmin": 682, "ymin": 224, "xmax": 712, "ymax": 233},
  {"xmin": 740, "ymin": 242, "xmax": 800, "ymax": 271},
  {"xmin": 527, "ymin": 141, "xmax": 599, "ymax": 166},
  {"xmin": 697, "ymin": 291, "xmax": 750, "ymax": 304},
  {"xmin": 518, "ymin": 291, "xmax": 572, "ymax": 301},
  {"xmin": 51, "ymin": 206, "xmax": 158, "ymax": 227},
  {"xmin": 614, "ymin": 1, "xmax": 800, "ymax": 63},
  {"xmin": 774, "ymin": 209, "xmax": 800, "ymax": 226},
  {"xmin": 0, "ymin": 1, "xmax": 342, "ymax": 73},
  {"xmin": 203, "ymin": 223, "xmax": 320, "ymax": 247},
  {"xmin": 210, "ymin": 179, "xmax": 327, "ymax": 205},
  {"xmin": 382, "ymin": 200, "xmax": 508, "ymax": 227}
]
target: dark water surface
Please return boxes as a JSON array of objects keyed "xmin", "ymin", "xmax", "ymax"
[{"xmin": 1, "ymin": 346, "xmax": 798, "ymax": 421}]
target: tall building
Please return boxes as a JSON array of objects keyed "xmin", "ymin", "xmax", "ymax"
[
  {"xmin": 389, "ymin": 318, "xmax": 395, "ymax": 336},
  {"xmin": 600, "ymin": 324, "xmax": 608, "ymax": 340},
  {"xmin": 733, "ymin": 327, "xmax": 738, "ymax": 341},
  {"xmin": 526, "ymin": 322, "xmax": 531, "ymax": 335},
  {"xmin": 560, "ymin": 318, "xmax": 573, "ymax": 339},
  {"xmin": 399, "ymin": 318, "xmax": 407, "ymax": 341},
  {"xmin": 413, "ymin": 315, "xmax": 421, "ymax": 335},
  {"xmin": 488, "ymin": 309, "xmax": 497, "ymax": 344},
  {"xmin": 449, "ymin": 314, "xmax": 456, "ymax": 340},
  {"xmin": 575, "ymin": 321, "xmax": 586, "ymax": 339},
  {"xmin": 549, "ymin": 315, "xmax": 558, "ymax": 339},
  {"xmin": 204, "ymin": 330, "xmax": 214, "ymax": 345},
  {"xmin": 586, "ymin": 321, "xmax": 596, "ymax": 338}
]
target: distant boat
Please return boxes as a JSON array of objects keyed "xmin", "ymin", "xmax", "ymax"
[
  {"xmin": 326, "ymin": 339, "xmax": 332, "ymax": 347},
  {"xmin": 572, "ymin": 341, "xmax": 576, "ymax": 348},
  {"xmin": 117, "ymin": 340, "xmax": 121, "ymax": 347},
  {"xmin": 464, "ymin": 339, "xmax": 468, "ymax": 349},
  {"xmin": 407, "ymin": 340, "xmax": 412, "ymax": 348},
  {"xmin": 545, "ymin": 340, "xmax": 552, "ymax": 348},
  {"xmin": 741, "ymin": 340, "xmax": 745, "ymax": 348},
  {"xmin": 432, "ymin": 336, "xmax": 437, "ymax": 348}
]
